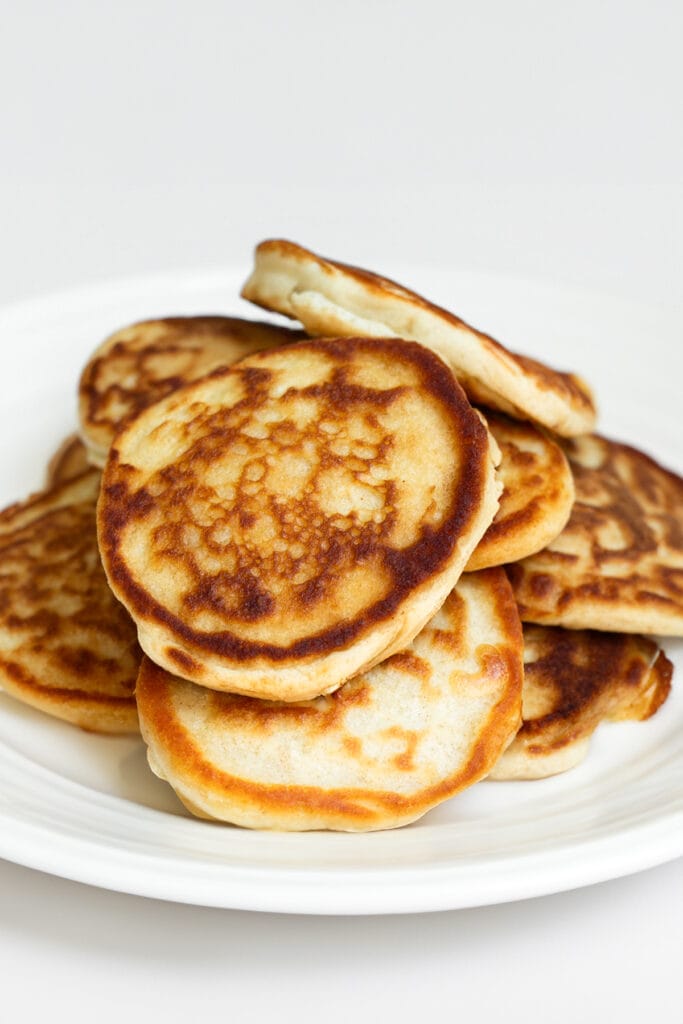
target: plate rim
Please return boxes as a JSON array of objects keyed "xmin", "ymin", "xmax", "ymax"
[{"xmin": 2, "ymin": 753, "xmax": 682, "ymax": 914}]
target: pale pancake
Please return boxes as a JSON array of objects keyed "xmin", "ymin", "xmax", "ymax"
[
  {"xmin": 79, "ymin": 316, "xmax": 302, "ymax": 466},
  {"xmin": 241, "ymin": 239, "xmax": 596, "ymax": 437},
  {"xmin": 0, "ymin": 470, "xmax": 140, "ymax": 733},
  {"xmin": 99, "ymin": 337, "xmax": 501, "ymax": 702},
  {"xmin": 490, "ymin": 625, "xmax": 672, "ymax": 780},
  {"xmin": 46, "ymin": 433, "xmax": 90, "ymax": 486},
  {"xmin": 137, "ymin": 567, "xmax": 523, "ymax": 831},
  {"xmin": 466, "ymin": 410, "xmax": 574, "ymax": 571},
  {"xmin": 507, "ymin": 435, "xmax": 683, "ymax": 635}
]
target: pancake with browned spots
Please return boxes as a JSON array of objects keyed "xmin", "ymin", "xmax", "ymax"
[
  {"xmin": 99, "ymin": 336, "xmax": 501, "ymax": 702},
  {"xmin": 136, "ymin": 567, "xmax": 523, "ymax": 831},
  {"xmin": 46, "ymin": 433, "xmax": 90, "ymax": 486},
  {"xmin": 489, "ymin": 625, "xmax": 672, "ymax": 780},
  {"xmin": 79, "ymin": 316, "xmax": 303, "ymax": 466},
  {"xmin": 507, "ymin": 435, "xmax": 683, "ymax": 635},
  {"xmin": 0, "ymin": 470, "xmax": 140, "ymax": 733},
  {"xmin": 241, "ymin": 239, "xmax": 596, "ymax": 437},
  {"xmin": 466, "ymin": 410, "xmax": 574, "ymax": 571}
]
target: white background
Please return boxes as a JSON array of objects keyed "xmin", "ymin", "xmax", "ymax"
[{"xmin": 0, "ymin": 2, "xmax": 681, "ymax": 1022}]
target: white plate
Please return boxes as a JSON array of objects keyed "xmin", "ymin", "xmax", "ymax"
[{"xmin": 0, "ymin": 267, "xmax": 681, "ymax": 915}]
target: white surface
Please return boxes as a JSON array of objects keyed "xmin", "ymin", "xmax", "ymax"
[
  {"xmin": 1, "ymin": 268, "xmax": 682, "ymax": 916},
  {"xmin": 1, "ymin": 0, "xmax": 682, "ymax": 1021}
]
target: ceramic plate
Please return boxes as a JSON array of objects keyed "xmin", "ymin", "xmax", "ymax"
[{"xmin": 0, "ymin": 267, "xmax": 681, "ymax": 914}]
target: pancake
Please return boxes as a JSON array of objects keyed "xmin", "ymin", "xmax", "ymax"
[
  {"xmin": 46, "ymin": 433, "xmax": 90, "ymax": 486},
  {"xmin": 466, "ymin": 410, "xmax": 575, "ymax": 571},
  {"xmin": 137, "ymin": 567, "xmax": 523, "ymax": 831},
  {"xmin": 0, "ymin": 470, "xmax": 140, "ymax": 733},
  {"xmin": 79, "ymin": 315, "xmax": 302, "ymax": 466},
  {"xmin": 99, "ymin": 336, "xmax": 501, "ymax": 702},
  {"xmin": 489, "ymin": 625, "xmax": 672, "ymax": 780},
  {"xmin": 507, "ymin": 435, "xmax": 683, "ymax": 635},
  {"xmin": 241, "ymin": 239, "xmax": 596, "ymax": 437}
]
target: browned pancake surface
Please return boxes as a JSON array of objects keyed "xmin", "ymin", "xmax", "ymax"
[
  {"xmin": 466, "ymin": 410, "xmax": 574, "ymax": 570},
  {"xmin": 507, "ymin": 435, "xmax": 683, "ymax": 634},
  {"xmin": 99, "ymin": 336, "xmax": 500, "ymax": 700},
  {"xmin": 490, "ymin": 625, "xmax": 672, "ymax": 779},
  {"xmin": 79, "ymin": 315, "xmax": 302, "ymax": 464},
  {"xmin": 0, "ymin": 470, "xmax": 140, "ymax": 732}
]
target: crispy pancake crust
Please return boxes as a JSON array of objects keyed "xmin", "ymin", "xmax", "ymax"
[
  {"xmin": 489, "ymin": 625, "xmax": 672, "ymax": 780},
  {"xmin": 0, "ymin": 470, "xmax": 140, "ymax": 733},
  {"xmin": 466, "ymin": 410, "xmax": 575, "ymax": 570},
  {"xmin": 136, "ymin": 568, "xmax": 523, "ymax": 831},
  {"xmin": 79, "ymin": 316, "xmax": 303, "ymax": 466},
  {"xmin": 507, "ymin": 435, "xmax": 683, "ymax": 635},
  {"xmin": 241, "ymin": 239, "xmax": 596, "ymax": 437},
  {"xmin": 99, "ymin": 337, "xmax": 501, "ymax": 701},
  {"xmin": 46, "ymin": 434, "xmax": 90, "ymax": 486}
]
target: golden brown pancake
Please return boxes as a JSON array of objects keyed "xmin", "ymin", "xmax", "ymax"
[
  {"xmin": 507, "ymin": 435, "xmax": 683, "ymax": 635},
  {"xmin": 489, "ymin": 625, "xmax": 672, "ymax": 780},
  {"xmin": 79, "ymin": 315, "xmax": 303, "ymax": 466},
  {"xmin": 46, "ymin": 434, "xmax": 90, "ymax": 486},
  {"xmin": 0, "ymin": 470, "xmax": 140, "ymax": 733},
  {"xmin": 241, "ymin": 239, "xmax": 596, "ymax": 437},
  {"xmin": 137, "ymin": 567, "xmax": 523, "ymax": 831},
  {"xmin": 99, "ymin": 336, "xmax": 501, "ymax": 702},
  {"xmin": 466, "ymin": 410, "xmax": 575, "ymax": 571}
]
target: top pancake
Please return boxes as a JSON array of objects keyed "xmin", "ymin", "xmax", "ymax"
[
  {"xmin": 136, "ymin": 567, "xmax": 523, "ymax": 831},
  {"xmin": 489, "ymin": 625, "xmax": 672, "ymax": 780},
  {"xmin": 507, "ymin": 435, "xmax": 683, "ymax": 635},
  {"xmin": 98, "ymin": 336, "xmax": 501, "ymax": 702},
  {"xmin": 79, "ymin": 315, "xmax": 302, "ymax": 466},
  {"xmin": 241, "ymin": 239, "xmax": 597, "ymax": 437},
  {"xmin": 465, "ymin": 410, "xmax": 574, "ymax": 571},
  {"xmin": 0, "ymin": 470, "xmax": 140, "ymax": 733}
]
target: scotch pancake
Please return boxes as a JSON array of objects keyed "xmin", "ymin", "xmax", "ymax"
[
  {"xmin": 99, "ymin": 336, "xmax": 501, "ymax": 702},
  {"xmin": 137, "ymin": 567, "xmax": 523, "ymax": 831},
  {"xmin": 0, "ymin": 470, "xmax": 140, "ymax": 733},
  {"xmin": 489, "ymin": 625, "xmax": 672, "ymax": 780},
  {"xmin": 241, "ymin": 239, "xmax": 596, "ymax": 437},
  {"xmin": 46, "ymin": 433, "xmax": 90, "ymax": 486},
  {"xmin": 507, "ymin": 435, "xmax": 683, "ymax": 635},
  {"xmin": 79, "ymin": 316, "xmax": 303, "ymax": 466},
  {"xmin": 466, "ymin": 410, "xmax": 575, "ymax": 571}
]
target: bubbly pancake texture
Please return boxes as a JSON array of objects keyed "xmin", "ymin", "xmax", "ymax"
[
  {"xmin": 241, "ymin": 239, "xmax": 596, "ymax": 437},
  {"xmin": 0, "ymin": 470, "xmax": 140, "ymax": 733},
  {"xmin": 489, "ymin": 625, "xmax": 672, "ymax": 780},
  {"xmin": 466, "ymin": 410, "xmax": 574, "ymax": 571},
  {"xmin": 46, "ymin": 434, "xmax": 90, "ymax": 486},
  {"xmin": 507, "ymin": 435, "xmax": 683, "ymax": 635},
  {"xmin": 137, "ymin": 568, "xmax": 523, "ymax": 831},
  {"xmin": 79, "ymin": 316, "xmax": 302, "ymax": 466},
  {"xmin": 99, "ymin": 337, "xmax": 501, "ymax": 701}
]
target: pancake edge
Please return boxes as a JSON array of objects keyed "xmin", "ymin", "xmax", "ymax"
[{"xmin": 241, "ymin": 239, "xmax": 597, "ymax": 438}]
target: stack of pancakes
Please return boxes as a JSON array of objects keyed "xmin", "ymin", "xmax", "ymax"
[{"xmin": 0, "ymin": 241, "xmax": 679, "ymax": 832}]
